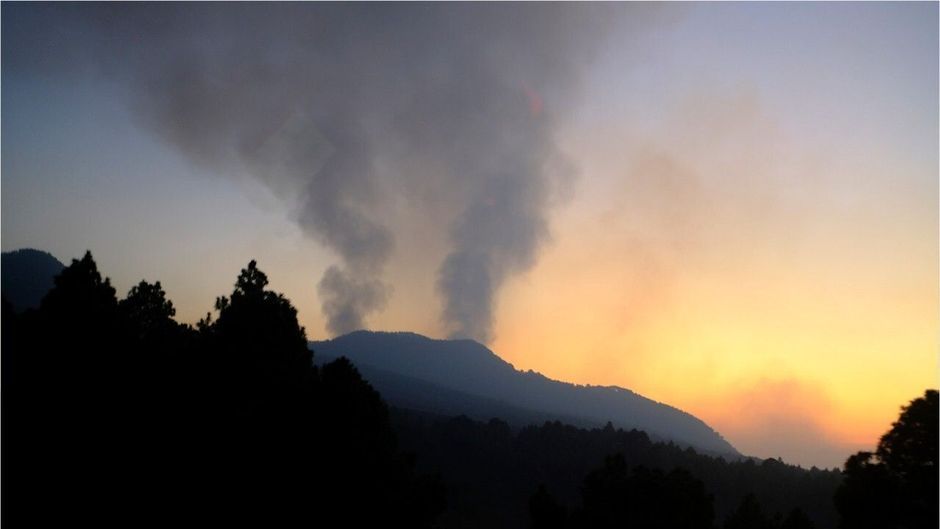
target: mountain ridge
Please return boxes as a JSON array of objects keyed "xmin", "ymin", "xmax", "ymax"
[
  {"xmin": 1, "ymin": 248, "xmax": 738, "ymax": 457},
  {"xmin": 311, "ymin": 330, "xmax": 739, "ymax": 457},
  {"xmin": 1, "ymin": 248, "xmax": 65, "ymax": 312}
]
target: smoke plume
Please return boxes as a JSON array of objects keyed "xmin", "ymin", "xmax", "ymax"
[{"xmin": 3, "ymin": 3, "xmax": 627, "ymax": 340}]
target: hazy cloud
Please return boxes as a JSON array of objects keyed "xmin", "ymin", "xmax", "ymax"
[
  {"xmin": 704, "ymin": 378, "xmax": 863, "ymax": 469},
  {"xmin": 2, "ymin": 3, "xmax": 645, "ymax": 340}
]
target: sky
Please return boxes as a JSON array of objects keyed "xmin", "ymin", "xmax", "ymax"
[{"xmin": 2, "ymin": 3, "xmax": 937, "ymax": 469}]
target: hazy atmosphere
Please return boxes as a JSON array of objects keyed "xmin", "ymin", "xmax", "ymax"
[{"xmin": 3, "ymin": 1, "xmax": 937, "ymax": 473}]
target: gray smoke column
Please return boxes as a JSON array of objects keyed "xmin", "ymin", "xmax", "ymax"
[{"xmin": 3, "ymin": 3, "xmax": 629, "ymax": 340}]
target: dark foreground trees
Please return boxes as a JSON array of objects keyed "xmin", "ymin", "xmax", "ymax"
[
  {"xmin": 529, "ymin": 456, "xmax": 715, "ymax": 529},
  {"xmin": 529, "ymin": 455, "xmax": 715, "ymax": 529},
  {"xmin": 834, "ymin": 389, "xmax": 938, "ymax": 529},
  {"xmin": 7, "ymin": 251, "xmax": 934, "ymax": 529},
  {"xmin": 525, "ymin": 454, "xmax": 820, "ymax": 529},
  {"xmin": 575, "ymin": 454, "xmax": 715, "ymax": 529},
  {"xmin": 3, "ymin": 253, "xmax": 443, "ymax": 527},
  {"xmin": 395, "ymin": 412, "xmax": 842, "ymax": 528}
]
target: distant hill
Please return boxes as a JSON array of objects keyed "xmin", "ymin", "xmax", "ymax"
[
  {"xmin": 1, "ymin": 249, "xmax": 64, "ymax": 311},
  {"xmin": 311, "ymin": 330, "xmax": 739, "ymax": 457},
  {"xmin": 318, "ymin": 359, "xmax": 594, "ymax": 430}
]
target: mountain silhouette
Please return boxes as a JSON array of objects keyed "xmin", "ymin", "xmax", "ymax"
[
  {"xmin": 2, "ymin": 248, "xmax": 65, "ymax": 312},
  {"xmin": 3, "ymin": 249, "xmax": 737, "ymax": 456},
  {"xmin": 312, "ymin": 330, "xmax": 739, "ymax": 456}
]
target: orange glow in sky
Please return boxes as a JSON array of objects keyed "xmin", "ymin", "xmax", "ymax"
[{"xmin": 484, "ymin": 87, "xmax": 938, "ymax": 468}]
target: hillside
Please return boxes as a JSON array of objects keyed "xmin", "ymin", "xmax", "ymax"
[
  {"xmin": 1, "ymin": 249, "xmax": 65, "ymax": 311},
  {"xmin": 311, "ymin": 330, "xmax": 739, "ymax": 456},
  {"xmin": 390, "ymin": 410, "xmax": 842, "ymax": 529}
]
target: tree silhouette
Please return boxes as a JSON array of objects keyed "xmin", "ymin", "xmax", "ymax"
[
  {"xmin": 780, "ymin": 507, "xmax": 816, "ymax": 529},
  {"xmin": 834, "ymin": 389, "xmax": 938, "ymax": 529},
  {"xmin": 4, "ymin": 254, "xmax": 443, "ymax": 527},
  {"xmin": 119, "ymin": 280, "xmax": 177, "ymax": 338},
  {"xmin": 36, "ymin": 250, "xmax": 122, "ymax": 384},
  {"xmin": 5, "ymin": 251, "xmax": 134, "ymax": 526},
  {"xmin": 874, "ymin": 390, "xmax": 938, "ymax": 507},
  {"xmin": 209, "ymin": 259, "xmax": 311, "ymax": 376},
  {"xmin": 39, "ymin": 250, "xmax": 117, "ymax": 319},
  {"xmin": 185, "ymin": 259, "xmax": 442, "ymax": 526},
  {"xmin": 530, "ymin": 485, "xmax": 568, "ymax": 529},
  {"xmin": 724, "ymin": 493, "xmax": 775, "ymax": 529},
  {"xmin": 575, "ymin": 453, "xmax": 715, "ymax": 529},
  {"xmin": 400, "ymin": 411, "xmax": 840, "ymax": 528}
]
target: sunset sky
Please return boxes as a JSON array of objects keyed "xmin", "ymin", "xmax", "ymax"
[{"xmin": 3, "ymin": 3, "xmax": 937, "ymax": 469}]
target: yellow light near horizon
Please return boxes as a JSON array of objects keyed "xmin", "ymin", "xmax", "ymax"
[{"xmin": 488, "ymin": 174, "xmax": 937, "ymax": 465}]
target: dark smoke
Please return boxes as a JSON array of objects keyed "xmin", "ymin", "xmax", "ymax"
[{"xmin": 2, "ymin": 3, "xmax": 633, "ymax": 340}]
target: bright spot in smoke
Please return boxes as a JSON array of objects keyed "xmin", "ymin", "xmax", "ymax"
[{"xmin": 521, "ymin": 81, "xmax": 543, "ymax": 117}]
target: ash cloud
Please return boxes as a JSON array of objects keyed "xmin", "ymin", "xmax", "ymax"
[
  {"xmin": 3, "ymin": 3, "xmax": 634, "ymax": 340},
  {"xmin": 318, "ymin": 266, "xmax": 389, "ymax": 336}
]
